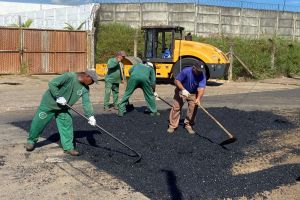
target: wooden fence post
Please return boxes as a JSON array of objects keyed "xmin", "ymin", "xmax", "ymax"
[
  {"xmin": 228, "ymin": 44, "xmax": 234, "ymax": 81},
  {"xmin": 133, "ymin": 28, "xmax": 139, "ymax": 57},
  {"xmin": 270, "ymin": 39, "xmax": 276, "ymax": 70}
]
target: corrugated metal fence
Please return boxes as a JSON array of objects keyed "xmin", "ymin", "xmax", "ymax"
[{"xmin": 0, "ymin": 27, "xmax": 88, "ymax": 74}]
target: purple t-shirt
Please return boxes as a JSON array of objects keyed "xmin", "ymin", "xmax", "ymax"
[{"xmin": 176, "ymin": 67, "xmax": 206, "ymax": 94}]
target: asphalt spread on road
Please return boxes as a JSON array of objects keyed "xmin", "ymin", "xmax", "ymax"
[{"xmin": 12, "ymin": 105, "xmax": 300, "ymax": 199}]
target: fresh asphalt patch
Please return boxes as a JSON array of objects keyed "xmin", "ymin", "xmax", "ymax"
[{"xmin": 11, "ymin": 106, "xmax": 300, "ymax": 199}]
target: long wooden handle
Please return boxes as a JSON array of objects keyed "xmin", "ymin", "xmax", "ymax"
[
  {"xmin": 65, "ymin": 104, "xmax": 142, "ymax": 159},
  {"xmin": 119, "ymin": 62, "xmax": 126, "ymax": 82},
  {"xmin": 198, "ymin": 104, "xmax": 234, "ymax": 138},
  {"xmin": 157, "ymin": 96, "xmax": 173, "ymax": 107},
  {"xmin": 158, "ymin": 95, "xmax": 234, "ymax": 139}
]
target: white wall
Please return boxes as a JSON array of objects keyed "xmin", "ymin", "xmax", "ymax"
[
  {"xmin": 0, "ymin": 3, "xmax": 94, "ymax": 30},
  {"xmin": 0, "ymin": 2, "xmax": 68, "ymax": 15}
]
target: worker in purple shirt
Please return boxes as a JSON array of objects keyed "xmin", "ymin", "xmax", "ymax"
[{"xmin": 167, "ymin": 63, "xmax": 206, "ymax": 134}]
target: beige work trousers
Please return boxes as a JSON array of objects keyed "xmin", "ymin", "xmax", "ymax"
[{"xmin": 169, "ymin": 88, "xmax": 198, "ymax": 129}]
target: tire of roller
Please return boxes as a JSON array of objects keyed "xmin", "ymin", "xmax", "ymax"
[{"xmin": 171, "ymin": 57, "xmax": 210, "ymax": 80}]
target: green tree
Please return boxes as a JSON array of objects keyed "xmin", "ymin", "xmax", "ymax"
[
  {"xmin": 64, "ymin": 21, "xmax": 86, "ymax": 30},
  {"xmin": 10, "ymin": 19, "xmax": 33, "ymax": 28}
]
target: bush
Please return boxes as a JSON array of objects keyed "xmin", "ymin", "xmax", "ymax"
[
  {"xmin": 95, "ymin": 23, "xmax": 300, "ymax": 79},
  {"xmin": 275, "ymin": 39, "xmax": 300, "ymax": 77},
  {"xmin": 95, "ymin": 23, "xmax": 144, "ymax": 63},
  {"xmin": 193, "ymin": 36, "xmax": 300, "ymax": 79}
]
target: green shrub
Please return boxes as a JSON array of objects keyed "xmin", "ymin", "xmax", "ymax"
[
  {"xmin": 20, "ymin": 61, "xmax": 28, "ymax": 75},
  {"xmin": 193, "ymin": 36, "xmax": 300, "ymax": 79},
  {"xmin": 275, "ymin": 39, "xmax": 300, "ymax": 77},
  {"xmin": 95, "ymin": 23, "xmax": 144, "ymax": 63}
]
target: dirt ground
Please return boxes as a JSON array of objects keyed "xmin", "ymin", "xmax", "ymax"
[{"xmin": 0, "ymin": 75, "xmax": 299, "ymax": 200}]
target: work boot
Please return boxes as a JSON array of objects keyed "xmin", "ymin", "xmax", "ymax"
[
  {"xmin": 64, "ymin": 149, "xmax": 80, "ymax": 156},
  {"xmin": 185, "ymin": 126, "xmax": 195, "ymax": 134},
  {"xmin": 150, "ymin": 112, "xmax": 160, "ymax": 116},
  {"xmin": 126, "ymin": 103, "xmax": 134, "ymax": 112},
  {"xmin": 167, "ymin": 127, "xmax": 175, "ymax": 134},
  {"xmin": 25, "ymin": 143, "xmax": 35, "ymax": 151}
]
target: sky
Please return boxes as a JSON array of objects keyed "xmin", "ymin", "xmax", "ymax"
[{"xmin": 0, "ymin": 0, "xmax": 299, "ymax": 15}]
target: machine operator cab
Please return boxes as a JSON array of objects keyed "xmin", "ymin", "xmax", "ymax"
[
  {"xmin": 141, "ymin": 25, "xmax": 229, "ymax": 80},
  {"xmin": 142, "ymin": 26, "xmax": 184, "ymax": 63}
]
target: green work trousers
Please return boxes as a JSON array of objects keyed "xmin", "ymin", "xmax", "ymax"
[
  {"xmin": 27, "ymin": 106, "xmax": 74, "ymax": 151},
  {"xmin": 104, "ymin": 81, "xmax": 120, "ymax": 109},
  {"xmin": 118, "ymin": 76, "xmax": 157, "ymax": 114}
]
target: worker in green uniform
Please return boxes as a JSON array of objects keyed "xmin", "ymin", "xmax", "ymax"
[
  {"xmin": 25, "ymin": 70, "xmax": 99, "ymax": 156},
  {"xmin": 103, "ymin": 51, "xmax": 126, "ymax": 111},
  {"xmin": 118, "ymin": 62, "xmax": 160, "ymax": 117}
]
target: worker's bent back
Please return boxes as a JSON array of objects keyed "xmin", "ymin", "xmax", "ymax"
[{"xmin": 129, "ymin": 63, "xmax": 156, "ymax": 85}]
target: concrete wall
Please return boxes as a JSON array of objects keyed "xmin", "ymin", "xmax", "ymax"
[{"xmin": 98, "ymin": 3, "xmax": 300, "ymax": 40}]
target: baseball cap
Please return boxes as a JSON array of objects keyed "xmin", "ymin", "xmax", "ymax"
[
  {"xmin": 116, "ymin": 51, "xmax": 126, "ymax": 57},
  {"xmin": 85, "ymin": 69, "xmax": 99, "ymax": 84},
  {"xmin": 193, "ymin": 62, "xmax": 204, "ymax": 71}
]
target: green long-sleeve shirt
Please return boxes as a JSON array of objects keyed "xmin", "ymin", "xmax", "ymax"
[
  {"xmin": 40, "ymin": 72, "xmax": 94, "ymax": 117},
  {"xmin": 129, "ymin": 63, "xmax": 156, "ymax": 86},
  {"xmin": 105, "ymin": 57, "xmax": 123, "ymax": 83}
]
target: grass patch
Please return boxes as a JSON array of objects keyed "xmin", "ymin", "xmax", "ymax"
[{"xmin": 20, "ymin": 61, "xmax": 28, "ymax": 75}]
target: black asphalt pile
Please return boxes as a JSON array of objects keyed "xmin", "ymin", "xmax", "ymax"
[{"xmin": 14, "ymin": 107, "xmax": 300, "ymax": 199}]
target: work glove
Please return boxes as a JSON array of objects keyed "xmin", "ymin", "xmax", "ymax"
[
  {"xmin": 153, "ymin": 92, "xmax": 159, "ymax": 100},
  {"xmin": 179, "ymin": 89, "xmax": 190, "ymax": 98},
  {"xmin": 88, "ymin": 116, "xmax": 96, "ymax": 126},
  {"xmin": 56, "ymin": 97, "xmax": 67, "ymax": 105}
]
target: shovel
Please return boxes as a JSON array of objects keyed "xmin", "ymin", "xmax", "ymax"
[{"xmin": 196, "ymin": 103, "xmax": 237, "ymax": 145}]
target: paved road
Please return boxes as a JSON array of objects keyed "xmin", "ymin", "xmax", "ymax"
[
  {"xmin": 203, "ymin": 88, "xmax": 300, "ymax": 110},
  {"xmin": 1, "ymin": 88, "xmax": 299, "ymax": 123}
]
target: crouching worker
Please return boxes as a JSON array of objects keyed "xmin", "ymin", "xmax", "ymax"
[
  {"xmin": 25, "ymin": 70, "xmax": 99, "ymax": 156},
  {"xmin": 167, "ymin": 63, "xmax": 206, "ymax": 134},
  {"xmin": 118, "ymin": 62, "xmax": 160, "ymax": 117}
]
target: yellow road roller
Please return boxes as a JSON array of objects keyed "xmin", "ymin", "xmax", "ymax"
[{"xmin": 96, "ymin": 26, "xmax": 229, "ymax": 80}]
